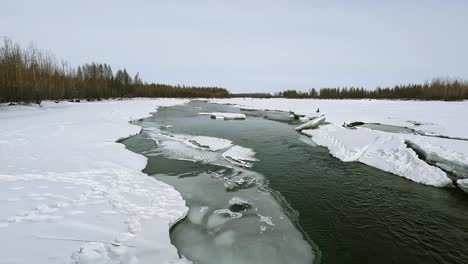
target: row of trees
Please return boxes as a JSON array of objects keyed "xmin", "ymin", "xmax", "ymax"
[
  {"xmin": 278, "ymin": 79, "xmax": 468, "ymax": 100},
  {"xmin": 0, "ymin": 39, "xmax": 228, "ymax": 103},
  {"xmin": 2, "ymin": 38, "xmax": 467, "ymax": 103}
]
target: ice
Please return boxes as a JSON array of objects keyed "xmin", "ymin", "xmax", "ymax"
[
  {"xmin": 178, "ymin": 135, "xmax": 233, "ymax": 151},
  {"xmin": 158, "ymin": 168, "xmax": 316, "ymax": 264},
  {"xmin": 458, "ymin": 179, "xmax": 468, "ymax": 194},
  {"xmin": 139, "ymin": 123, "xmax": 315, "ymax": 263},
  {"xmin": 303, "ymin": 125, "xmax": 452, "ymax": 187},
  {"xmin": 187, "ymin": 206, "xmax": 210, "ymax": 225},
  {"xmin": 214, "ymin": 230, "xmax": 235, "ymax": 246},
  {"xmin": 299, "ymin": 115, "xmax": 318, "ymax": 123},
  {"xmin": 228, "ymin": 197, "xmax": 252, "ymax": 212},
  {"xmin": 146, "ymin": 130, "xmax": 258, "ymax": 168},
  {"xmin": 210, "ymin": 98, "xmax": 468, "ymax": 189},
  {"xmin": 0, "ymin": 99, "xmax": 190, "ymax": 263},
  {"xmin": 199, "ymin": 112, "xmax": 246, "ymax": 120},
  {"xmin": 404, "ymin": 137, "xmax": 468, "ymax": 179},
  {"xmin": 222, "ymin": 145, "xmax": 258, "ymax": 168},
  {"xmin": 210, "ymin": 98, "xmax": 468, "ymax": 138},
  {"xmin": 295, "ymin": 116, "xmax": 326, "ymax": 131}
]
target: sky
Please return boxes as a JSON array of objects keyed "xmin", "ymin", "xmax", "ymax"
[{"xmin": 2, "ymin": 0, "xmax": 468, "ymax": 93}]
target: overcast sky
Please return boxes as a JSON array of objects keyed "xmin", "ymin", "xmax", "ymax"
[{"xmin": 2, "ymin": 0, "xmax": 468, "ymax": 93}]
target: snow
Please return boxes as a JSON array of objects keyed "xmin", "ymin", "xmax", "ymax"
[
  {"xmin": 199, "ymin": 112, "xmax": 246, "ymax": 120},
  {"xmin": 188, "ymin": 136, "xmax": 233, "ymax": 151},
  {"xmin": 0, "ymin": 99, "xmax": 190, "ymax": 264},
  {"xmin": 302, "ymin": 125, "xmax": 452, "ymax": 187},
  {"xmin": 173, "ymin": 135, "xmax": 233, "ymax": 151},
  {"xmin": 295, "ymin": 116, "xmax": 326, "ymax": 131},
  {"xmin": 146, "ymin": 129, "xmax": 258, "ymax": 168},
  {"xmin": 221, "ymin": 145, "xmax": 259, "ymax": 168},
  {"xmin": 458, "ymin": 179, "xmax": 468, "ymax": 194},
  {"xmin": 210, "ymin": 98, "xmax": 468, "ymax": 188},
  {"xmin": 210, "ymin": 98, "xmax": 468, "ymax": 138}
]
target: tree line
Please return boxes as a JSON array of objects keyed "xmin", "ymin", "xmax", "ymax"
[
  {"xmin": 0, "ymin": 38, "xmax": 229, "ymax": 104},
  {"xmin": 2, "ymin": 38, "xmax": 467, "ymax": 103},
  {"xmin": 277, "ymin": 79, "xmax": 468, "ymax": 100}
]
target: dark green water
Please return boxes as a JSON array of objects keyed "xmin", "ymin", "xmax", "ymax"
[{"xmin": 123, "ymin": 101, "xmax": 468, "ymax": 264}]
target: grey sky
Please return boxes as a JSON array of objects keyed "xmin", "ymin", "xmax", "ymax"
[{"xmin": 2, "ymin": 0, "xmax": 468, "ymax": 93}]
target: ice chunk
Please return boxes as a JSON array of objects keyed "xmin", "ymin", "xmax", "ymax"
[
  {"xmin": 303, "ymin": 124, "xmax": 452, "ymax": 187},
  {"xmin": 458, "ymin": 179, "xmax": 468, "ymax": 194},
  {"xmin": 222, "ymin": 146, "xmax": 258, "ymax": 167},
  {"xmin": 405, "ymin": 138, "xmax": 468, "ymax": 180},
  {"xmin": 148, "ymin": 131, "xmax": 258, "ymax": 170},
  {"xmin": 188, "ymin": 136, "xmax": 233, "ymax": 151},
  {"xmin": 199, "ymin": 112, "xmax": 246, "ymax": 120},
  {"xmin": 295, "ymin": 116, "xmax": 326, "ymax": 131},
  {"xmin": 299, "ymin": 115, "xmax": 318, "ymax": 123}
]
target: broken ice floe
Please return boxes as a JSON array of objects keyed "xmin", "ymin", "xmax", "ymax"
[
  {"xmin": 224, "ymin": 176, "xmax": 257, "ymax": 192},
  {"xmin": 405, "ymin": 140, "xmax": 468, "ymax": 180},
  {"xmin": 295, "ymin": 116, "xmax": 326, "ymax": 131},
  {"xmin": 199, "ymin": 112, "xmax": 246, "ymax": 120},
  {"xmin": 221, "ymin": 145, "xmax": 258, "ymax": 168},
  {"xmin": 144, "ymin": 129, "xmax": 258, "ymax": 169},
  {"xmin": 458, "ymin": 179, "xmax": 468, "ymax": 194},
  {"xmin": 303, "ymin": 124, "xmax": 453, "ymax": 187},
  {"xmin": 299, "ymin": 115, "xmax": 319, "ymax": 123}
]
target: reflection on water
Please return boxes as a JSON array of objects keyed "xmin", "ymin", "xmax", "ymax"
[{"xmin": 123, "ymin": 101, "xmax": 468, "ymax": 264}]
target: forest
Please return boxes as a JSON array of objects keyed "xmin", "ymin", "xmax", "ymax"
[
  {"xmin": 278, "ymin": 79, "xmax": 468, "ymax": 101},
  {"xmin": 1, "ymin": 38, "xmax": 467, "ymax": 103},
  {"xmin": 0, "ymin": 39, "xmax": 228, "ymax": 103}
]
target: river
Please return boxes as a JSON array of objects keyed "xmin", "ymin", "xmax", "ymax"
[{"xmin": 122, "ymin": 101, "xmax": 468, "ymax": 264}]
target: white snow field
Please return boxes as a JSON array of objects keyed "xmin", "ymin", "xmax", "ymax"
[
  {"xmin": 0, "ymin": 99, "xmax": 190, "ymax": 264},
  {"xmin": 210, "ymin": 98, "xmax": 468, "ymax": 189}
]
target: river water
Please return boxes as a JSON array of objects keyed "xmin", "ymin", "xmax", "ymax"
[{"xmin": 122, "ymin": 101, "xmax": 468, "ymax": 264}]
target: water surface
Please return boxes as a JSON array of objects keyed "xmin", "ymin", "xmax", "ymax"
[{"xmin": 123, "ymin": 101, "xmax": 468, "ymax": 264}]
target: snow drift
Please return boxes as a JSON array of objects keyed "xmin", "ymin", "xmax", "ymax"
[{"xmin": 0, "ymin": 99, "xmax": 190, "ymax": 264}]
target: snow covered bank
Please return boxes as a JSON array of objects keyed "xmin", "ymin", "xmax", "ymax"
[
  {"xmin": 0, "ymin": 99, "xmax": 190, "ymax": 263},
  {"xmin": 211, "ymin": 98, "xmax": 468, "ymax": 139},
  {"xmin": 210, "ymin": 98, "xmax": 468, "ymax": 189}
]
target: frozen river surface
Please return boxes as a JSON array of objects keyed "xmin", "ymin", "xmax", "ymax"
[{"xmin": 124, "ymin": 101, "xmax": 468, "ymax": 264}]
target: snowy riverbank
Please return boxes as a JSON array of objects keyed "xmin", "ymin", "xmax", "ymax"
[
  {"xmin": 0, "ymin": 99, "xmax": 190, "ymax": 264},
  {"xmin": 210, "ymin": 98, "xmax": 468, "ymax": 190}
]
